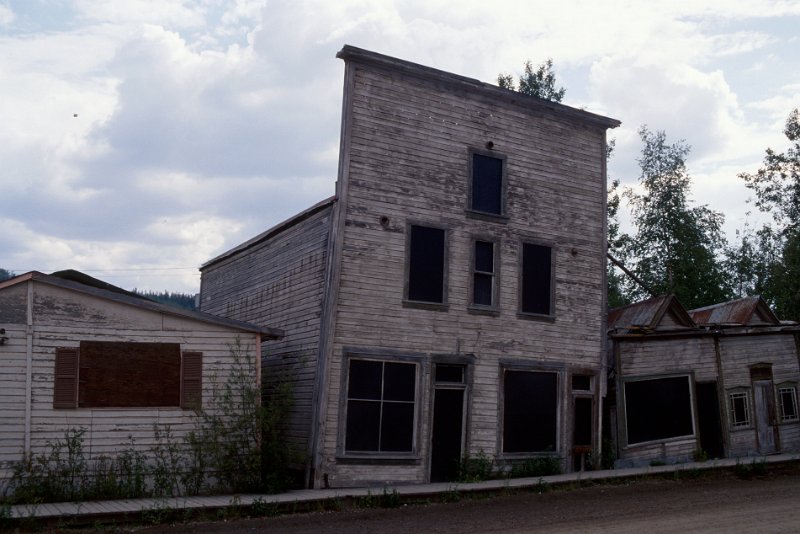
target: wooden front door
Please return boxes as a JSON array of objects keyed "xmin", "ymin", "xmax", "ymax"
[{"xmin": 753, "ymin": 380, "xmax": 777, "ymax": 454}]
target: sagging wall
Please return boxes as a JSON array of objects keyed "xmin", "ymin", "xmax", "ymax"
[
  {"xmin": 613, "ymin": 330, "xmax": 800, "ymax": 467},
  {"xmin": 199, "ymin": 202, "xmax": 333, "ymax": 463},
  {"xmin": 614, "ymin": 336, "xmax": 717, "ymax": 466},
  {"xmin": 318, "ymin": 52, "xmax": 611, "ymax": 486},
  {"xmin": 718, "ymin": 333, "xmax": 800, "ymax": 457},
  {"xmin": 0, "ymin": 281, "xmax": 260, "ymax": 487}
]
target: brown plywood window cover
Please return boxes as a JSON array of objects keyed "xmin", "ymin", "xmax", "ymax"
[
  {"xmin": 79, "ymin": 341, "xmax": 182, "ymax": 408},
  {"xmin": 54, "ymin": 343, "xmax": 202, "ymax": 409}
]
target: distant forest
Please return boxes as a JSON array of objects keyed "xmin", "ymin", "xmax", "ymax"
[
  {"xmin": 0, "ymin": 268, "xmax": 196, "ymax": 311},
  {"xmin": 132, "ymin": 290, "xmax": 197, "ymax": 311}
]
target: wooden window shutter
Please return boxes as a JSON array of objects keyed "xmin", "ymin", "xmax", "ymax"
[
  {"xmin": 54, "ymin": 348, "xmax": 79, "ymax": 409},
  {"xmin": 181, "ymin": 351, "xmax": 203, "ymax": 409}
]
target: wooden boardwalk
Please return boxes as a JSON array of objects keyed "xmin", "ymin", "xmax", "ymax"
[{"xmin": 8, "ymin": 453, "xmax": 800, "ymax": 523}]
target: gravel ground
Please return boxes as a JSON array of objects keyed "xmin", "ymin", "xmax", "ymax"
[{"xmin": 50, "ymin": 464, "xmax": 800, "ymax": 533}]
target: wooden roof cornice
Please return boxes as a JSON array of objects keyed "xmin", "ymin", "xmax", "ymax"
[{"xmin": 336, "ymin": 45, "xmax": 621, "ymax": 131}]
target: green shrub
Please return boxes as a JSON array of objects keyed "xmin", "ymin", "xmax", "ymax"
[
  {"xmin": 458, "ymin": 451, "xmax": 495, "ymax": 482},
  {"xmin": 509, "ymin": 457, "xmax": 562, "ymax": 478},
  {"xmin": 5, "ymin": 339, "xmax": 297, "ymax": 503}
]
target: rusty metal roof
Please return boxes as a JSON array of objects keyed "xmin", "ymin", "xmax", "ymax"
[
  {"xmin": 689, "ymin": 295, "xmax": 779, "ymax": 326},
  {"xmin": 607, "ymin": 294, "xmax": 695, "ymax": 331}
]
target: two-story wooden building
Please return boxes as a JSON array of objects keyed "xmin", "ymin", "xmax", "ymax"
[{"xmin": 199, "ymin": 45, "xmax": 620, "ymax": 488}]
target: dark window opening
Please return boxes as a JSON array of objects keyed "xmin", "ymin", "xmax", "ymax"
[
  {"xmin": 572, "ymin": 375, "xmax": 592, "ymax": 391},
  {"xmin": 625, "ymin": 376, "xmax": 693, "ymax": 445},
  {"xmin": 750, "ymin": 365, "xmax": 773, "ymax": 381},
  {"xmin": 345, "ymin": 359, "xmax": 417, "ymax": 453},
  {"xmin": 408, "ymin": 225, "xmax": 446, "ymax": 303},
  {"xmin": 471, "ymin": 153, "xmax": 503, "ymax": 215},
  {"xmin": 472, "ymin": 240, "xmax": 495, "ymax": 307},
  {"xmin": 435, "ymin": 364, "xmax": 465, "ymax": 384},
  {"xmin": 503, "ymin": 370, "xmax": 558, "ymax": 453},
  {"xmin": 521, "ymin": 243, "xmax": 553, "ymax": 315}
]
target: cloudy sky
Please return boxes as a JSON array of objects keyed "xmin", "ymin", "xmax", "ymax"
[{"xmin": 1, "ymin": 0, "xmax": 798, "ymax": 293}]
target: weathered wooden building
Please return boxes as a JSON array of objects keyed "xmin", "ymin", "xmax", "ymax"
[
  {"xmin": 200, "ymin": 45, "xmax": 620, "ymax": 487},
  {"xmin": 608, "ymin": 295, "xmax": 800, "ymax": 467},
  {"xmin": 0, "ymin": 270, "xmax": 281, "ymax": 487}
]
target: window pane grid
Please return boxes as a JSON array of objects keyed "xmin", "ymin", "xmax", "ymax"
[
  {"xmin": 345, "ymin": 359, "xmax": 416, "ymax": 453},
  {"xmin": 779, "ymin": 387, "xmax": 799, "ymax": 422},
  {"xmin": 729, "ymin": 391, "xmax": 751, "ymax": 428},
  {"xmin": 472, "ymin": 240, "xmax": 495, "ymax": 307}
]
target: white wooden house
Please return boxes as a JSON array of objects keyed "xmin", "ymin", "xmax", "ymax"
[
  {"xmin": 0, "ymin": 270, "xmax": 282, "ymax": 488},
  {"xmin": 608, "ymin": 295, "xmax": 800, "ymax": 467},
  {"xmin": 200, "ymin": 45, "xmax": 620, "ymax": 487}
]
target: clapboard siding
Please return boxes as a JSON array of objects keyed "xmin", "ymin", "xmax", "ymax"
[
  {"xmin": 719, "ymin": 334, "xmax": 800, "ymax": 454},
  {"xmin": 317, "ymin": 53, "xmax": 610, "ymax": 486},
  {"xmin": 0, "ymin": 325, "xmax": 27, "ymax": 481},
  {"xmin": 200, "ymin": 202, "xmax": 332, "ymax": 458},
  {"xmin": 0, "ymin": 277, "xmax": 262, "ymax": 490},
  {"xmin": 193, "ymin": 48, "xmax": 616, "ymax": 487}
]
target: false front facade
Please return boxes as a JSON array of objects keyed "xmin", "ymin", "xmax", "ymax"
[{"xmin": 200, "ymin": 45, "xmax": 620, "ymax": 487}]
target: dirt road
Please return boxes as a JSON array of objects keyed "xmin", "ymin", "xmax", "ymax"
[{"xmin": 133, "ymin": 468, "xmax": 800, "ymax": 533}]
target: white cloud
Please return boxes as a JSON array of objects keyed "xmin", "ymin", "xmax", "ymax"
[
  {"xmin": 72, "ymin": 0, "xmax": 207, "ymax": 28},
  {"xmin": 1, "ymin": 0, "xmax": 799, "ymax": 292},
  {"xmin": 0, "ymin": 3, "xmax": 14, "ymax": 26}
]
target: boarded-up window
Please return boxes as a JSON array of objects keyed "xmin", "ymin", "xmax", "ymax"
[
  {"xmin": 521, "ymin": 243, "xmax": 553, "ymax": 316},
  {"xmin": 53, "ymin": 342, "xmax": 201, "ymax": 409},
  {"xmin": 625, "ymin": 376, "xmax": 694, "ymax": 444},
  {"xmin": 407, "ymin": 225, "xmax": 446, "ymax": 304},
  {"xmin": 470, "ymin": 153, "xmax": 504, "ymax": 215},
  {"xmin": 503, "ymin": 370, "xmax": 558, "ymax": 453},
  {"xmin": 345, "ymin": 359, "xmax": 417, "ymax": 453}
]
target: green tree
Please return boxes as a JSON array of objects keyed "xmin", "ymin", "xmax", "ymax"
[
  {"xmin": 739, "ymin": 109, "xmax": 800, "ymax": 318},
  {"xmin": 606, "ymin": 140, "xmax": 633, "ymax": 308},
  {"xmin": 0, "ymin": 268, "xmax": 15, "ymax": 281},
  {"xmin": 724, "ymin": 222, "xmax": 776, "ymax": 298},
  {"xmin": 498, "ymin": 58, "xmax": 566, "ymax": 102},
  {"xmin": 622, "ymin": 127, "xmax": 731, "ymax": 309}
]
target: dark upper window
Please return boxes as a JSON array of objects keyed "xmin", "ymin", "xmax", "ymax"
[
  {"xmin": 503, "ymin": 370, "xmax": 558, "ymax": 453},
  {"xmin": 472, "ymin": 240, "xmax": 496, "ymax": 307},
  {"xmin": 470, "ymin": 152, "xmax": 505, "ymax": 215},
  {"xmin": 53, "ymin": 342, "xmax": 202, "ymax": 409},
  {"xmin": 624, "ymin": 376, "xmax": 694, "ymax": 444},
  {"xmin": 520, "ymin": 243, "xmax": 553, "ymax": 316},
  {"xmin": 345, "ymin": 359, "xmax": 417, "ymax": 453},
  {"xmin": 407, "ymin": 225, "xmax": 446, "ymax": 304}
]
